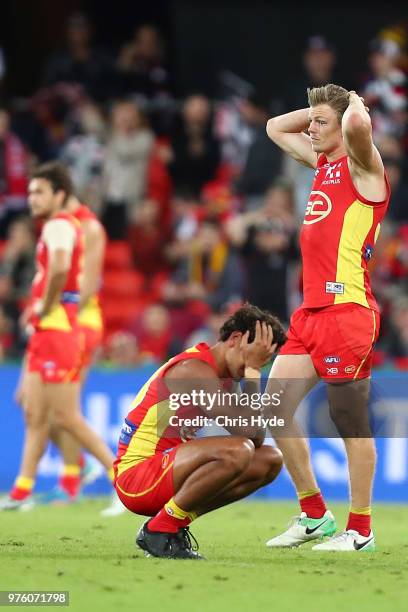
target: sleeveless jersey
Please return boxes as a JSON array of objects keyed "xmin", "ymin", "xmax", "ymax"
[
  {"xmin": 31, "ymin": 211, "xmax": 83, "ymax": 332},
  {"xmin": 72, "ymin": 204, "xmax": 104, "ymax": 331},
  {"xmin": 115, "ymin": 343, "xmax": 217, "ymax": 477},
  {"xmin": 300, "ymin": 154, "xmax": 390, "ymax": 311}
]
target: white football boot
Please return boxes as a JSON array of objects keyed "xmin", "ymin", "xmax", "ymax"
[
  {"xmin": 312, "ymin": 529, "xmax": 375, "ymax": 551},
  {"xmin": 266, "ymin": 510, "xmax": 337, "ymax": 548},
  {"xmin": 0, "ymin": 495, "xmax": 34, "ymax": 511}
]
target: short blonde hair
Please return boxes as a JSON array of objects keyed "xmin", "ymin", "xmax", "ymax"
[{"xmin": 307, "ymin": 84, "xmax": 349, "ymax": 123}]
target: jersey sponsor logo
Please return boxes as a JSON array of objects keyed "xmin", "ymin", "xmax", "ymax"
[
  {"xmin": 304, "ymin": 191, "xmax": 332, "ymax": 225},
  {"xmin": 326, "ymin": 367, "xmax": 339, "ymax": 375},
  {"xmin": 324, "ymin": 356, "xmax": 341, "ymax": 364},
  {"xmin": 344, "ymin": 365, "xmax": 356, "ymax": 374},
  {"xmin": 322, "ymin": 162, "xmax": 342, "ymax": 185},
  {"xmin": 326, "ymin": 281, "xmax": 344, "ymax": 295},
  {"xmin": 119, "ymin": 418, "xmax": 138, "ymax": 445}
]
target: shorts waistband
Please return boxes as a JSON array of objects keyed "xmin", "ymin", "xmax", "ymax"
[{"xmin": 301, "ymin": 303, "xmax": 376, "ymax": 316}]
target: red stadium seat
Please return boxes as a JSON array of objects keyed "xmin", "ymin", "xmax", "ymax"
[
  {"xmin": 102, "ymin": 268, "xmax": 145, "ymax": 297},
  {"xmin": 104, "ymin": 240, "xmax": 133, "ymax": 271},
  {"xmin": 102, "ymin": 298, "xmax": 147, "ymax": 334}
]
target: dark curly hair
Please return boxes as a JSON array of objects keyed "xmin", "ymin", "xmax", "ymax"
[
  {"xmin": 219, "ymin": 303, "xmax": 287, "ymax": 348},
  {"xmin": 31, "ymin": 161, "xmax": 73, "ymax": 205}
]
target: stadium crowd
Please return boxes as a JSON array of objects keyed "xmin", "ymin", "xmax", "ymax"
[{"xmin": 0, "ymin": 14, "xmax": 407, "ymax": 368}]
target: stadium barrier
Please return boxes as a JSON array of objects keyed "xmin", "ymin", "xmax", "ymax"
[{"xmin": 0, "ymin": 365, "xmax": 407, "ymax": 501}]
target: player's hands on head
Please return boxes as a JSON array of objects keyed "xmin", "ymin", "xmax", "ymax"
[
  {"xmin": 348, "ymin": 91, "xmax": 370, "ymax": 113},
  {"xmin": 241, "ymin": 320, "xmax": 277, "ymax": 371}
]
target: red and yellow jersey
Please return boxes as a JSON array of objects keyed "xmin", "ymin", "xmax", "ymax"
[
  {"xmin": 115, "ymin": 343, "xmax": 217, "ymax": 477},
  {"xmin": 72, "ymin": 203, "xmax": 105, "ymax": 332},
  {"xmin": 72, "ymin": 203, "xmax": 99, "ymax": 225},
  {"xmin": 300, "ymin": 154, "xmax": 390, "ymax": 311},
  {"xmin": 31, "ymin": 211, "xmax": 83, "ymax": 332}
]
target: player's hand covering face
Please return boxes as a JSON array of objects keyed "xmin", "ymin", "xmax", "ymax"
[{"xmin": 241, "ymin": 321, "xmax": 277, "ymax": 370}]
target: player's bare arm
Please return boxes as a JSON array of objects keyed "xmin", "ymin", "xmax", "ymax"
[
  {"xmin": 40, "ymin": 250, "xmax": 70, "ymax": 316},
  {"xmin": 342, "ymin": 91, "xmax": 387, "ymax": 201},
  {"xmin": 266, "ymin": 108, "xmax": 318, "ymax": 168},
  {"xmin": 165, "ymin": 322, "xmax": 277, "ymax": 447},
  {"xmin": 39, "ymin": 219, "xmax": 76, "ymax": 317},
  {"xmin": 79, "ymin": 218, "xmax": 106, "ymax": 310},
  {"xmin": 166, "ymin": 360, "xmax": 267, "ymax": 446}
]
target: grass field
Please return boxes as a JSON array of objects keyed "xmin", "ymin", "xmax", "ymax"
[{"xmin": 1, "ymin": 499, "xmax": 407, "ymax": 612}]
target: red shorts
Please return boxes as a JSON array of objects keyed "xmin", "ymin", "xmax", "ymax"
[
  {"xmin": 79, "ymin": 325, "xmax": 103, "ymax": 370},
  {"xmin": 115, "ymin": 447, "xmax": 178, "ymax": 516},
  {"xmin": 280, "ymin": 304, "xmax": 380, "ymax": 380},
  {"xmin": 27, "ymin": 329, "xmax": 81, "ymax": 383}
]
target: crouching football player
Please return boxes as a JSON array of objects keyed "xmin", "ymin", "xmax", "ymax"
[{"xmin": 114, "ymin": 304, "xmax": 286, "ymax": 559}]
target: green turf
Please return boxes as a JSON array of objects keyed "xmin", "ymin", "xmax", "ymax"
[{"xmin": 0, "ymin": 499, "xmax": 406, "ymax": 612}]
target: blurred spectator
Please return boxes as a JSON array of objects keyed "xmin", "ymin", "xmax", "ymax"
[
  {"xmin": 10, "ymin": 98, "xmax": 53, "ymax": 163},
  {"xmin": 131, "ymin": 304, "xmax": 172, "ymax": 361},
  {"xmin": 375, "ymin": 135, "xmax": 408, "ymax": 222},
  {"xmin": 129, "ymin": 198, "xmax": 170, "ymax": 278},
  {"xmin": 18, "ymin": 85, "xmax": 85, "ymax": 161},
  {"xmin": 43, "ymin": 12, "xmax": 114, "ymax": 102},
  {"xmin": 105, "ymin": 331, "xmax": 154, "ymax": 367},
  {"xmin": 167, "ymin": 95, "xmax": 220, "ymax": 196},
  {"xmin": 199, "ymin": 182, "xmax": 235, "ymax": 224},
  {"xmin": 361, "ymin": 38, "xmax": 407, "ymax": 141},
  {"xmin": 381, "ymin": 296, "xmax": 408, "ymax": 369},
  {"xmin": 167, "ymin": 219, "xmax": 243, "ymax": 311},
  {"xmin": 160, "ymin": 280, "xmax": 210, "ymax": 352},
  {"xmin": 60, "ymin": 101, "xmax": 106, "ymax": 210},
  {"xmin": 0, "ymin": 107, "xmax": 29, "ymax": 238},
  {"xmin": 0, "ymin": 304, "xmax": 13, "ymax": 361},
  {"xmin": 214, "ymin": 70, "xmax": 256, "ymax": 174},
  {"xmin": 189, "ymin": 220, "xmax": 243, "ymax": 310},
  {"xmin": 227, "ymin": 179, "xmax": 298, "ymax": 321},
  {"xmin": 116, "ymin": 24, "xmax": 171, "ymax": 99},
  {"xmin": 284, "ymin": 36, "xmax": 337, "ymax": 112},
  {"xmin": 384, "ymin": 159, "xmax": 408, "ymax": 223},
  {"xmin": 0, "ymin": 217, "xmax": 35, "ymax": 356},
  {"xmin": 0, "ymin": 217, "xmax": 35, "ymax": 304},
  {"xmin": 235, "ymin": 93, "xmax": 282, "ymax": 208},
  {"xmin": 169, "ymin": 190, "xmax": 199, "ymax": 243},
  {"xmin": 102, "ymin": 100, "xmax": 154, "ymax": 239},
  {"xmin": 116, "ymin": 24, "xmax": 173, "ymax": 135}
]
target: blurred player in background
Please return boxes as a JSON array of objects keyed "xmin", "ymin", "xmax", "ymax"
[
  {"xmin": 265, "ymin": 85, "xmax": 390, "ymax": 551},
  {"xmin": 39, "ymin": 191, "xmax": 107, "ymax": 503},
  {"xmin": 115, "ymin": 305, "xmax": 286, "ymax": 559},
  {"xmin": 0, "ymin": 162, "xmax": 115, "ymax": 510}
]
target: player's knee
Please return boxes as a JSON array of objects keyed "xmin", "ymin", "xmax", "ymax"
[
  {"xmin": 23, "ymin": 405, "xmax": 45, "ymax": 429},
  {"xmin": 329, "ymin": 404, "xmax": 371, "ymax": 438},
  {"xmin": 52, "ymin": 409, "xmax": 74, "ymax": 431},
  {"xmin": 263, "ymin": 447, "xmax": 283, "ymax": 484},
  {"xmin": 218, "ymin": 438, "xmax": 255, "ymax": 475}
]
